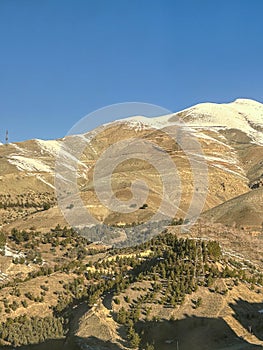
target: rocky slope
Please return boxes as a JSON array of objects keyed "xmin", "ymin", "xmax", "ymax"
[{"xmin": 1, "ymin": 98, "xmax": 263, "ymax": 231}]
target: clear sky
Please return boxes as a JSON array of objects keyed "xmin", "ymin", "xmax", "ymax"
[{"xmin": 0, "ymin": 0, "xmax": 263, "ymax": 142}]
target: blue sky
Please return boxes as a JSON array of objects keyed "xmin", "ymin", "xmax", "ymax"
[{"xmin": 0, "ymin": 0, "xmax": 263, "ymax": 142}]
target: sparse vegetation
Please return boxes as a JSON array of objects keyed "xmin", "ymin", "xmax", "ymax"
[{"xmin": 0, "ymin": 226, "xmax": 263, "ymax": 347}]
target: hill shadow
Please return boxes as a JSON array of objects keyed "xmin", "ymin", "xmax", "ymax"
[
  {"xmin": 3, "ymin": 300, "xmax": 263, "ymax": 350},
  {"xmin": 0, "ymin": 336, "xmax": 122, "ymax": 350},
  {"xmin": 136, "ymin": 316, "xmax": 262, "ymax": 350},
  {"xmin": 2, "ymin": 315, "xmax": 262, "ymax": 350},
  {"xmin": 230, "ymin": 298, "xmax": 263, "ymax": 341},
  {"xmin": 1, "ymin": 338, "xmax": 80, "ymax": 350},
  {"xmin": 74, "ymin": 336, "xmax": 122, "ymax": 349}
]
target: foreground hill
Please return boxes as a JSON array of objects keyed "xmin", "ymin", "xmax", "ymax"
[
  {"xmin": 1, "ymin": 229, "xmax": 263, "ymax": 349},
  {"xmin": 203, "ymin": 187, "xmax": 263, "ymax": 228}
]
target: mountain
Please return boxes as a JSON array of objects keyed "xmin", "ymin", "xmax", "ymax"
[
  {"xmin": 1, "ymin": 98, "xmax": 263, "ymax": 232},
  {"xmin": 1, "ymin": 98, "xmax": 263, "ymax": 350}
]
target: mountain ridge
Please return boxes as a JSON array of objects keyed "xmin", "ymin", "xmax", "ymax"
[{"xmin": 1, "ymin": 98, "xmax": 263, "ymax": 231}]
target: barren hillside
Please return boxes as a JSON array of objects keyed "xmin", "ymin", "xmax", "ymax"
[{"xmin": 2, "ymin": 98, "xmax": 263, "ymax": 232}]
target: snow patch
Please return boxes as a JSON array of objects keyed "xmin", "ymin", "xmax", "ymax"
[
  {"xmin": 119, "ymin": 114, "xmax": 175, "ymax": 131},
  {"xmin": 211, "ymin": 163, "xmax": 247, "ymax": 179},
  {"xmin": 173, "ymin": 100, "xmax": 263, "ymax": 145},
  {"xmin": 10, "ymin": 143, "xmax": 26, "ymax": 153},
  {"xmin": 35, "ymin": 139, "xmax": 63, "ymax": 157},
  {"xmin": 8, "ymin": 155, "xmax": 52, "ymax": 172},
  {"xmin": 119, "ymin": 99, "xmax": 263, "ymax": 145},
  {"xmin": 36, "ymin": 175, "xmax": 55, "ymax": 189},
  {"xmin": 189, "ymin": 152, "xmax": 246, "ymax": 179},
  {"xmin": 4, "ymin": 244, "xmax": 25, "ymax": 259},
  {"xmin": 36, "ymin": 138, "xmax": 90, "ymax": 166}
]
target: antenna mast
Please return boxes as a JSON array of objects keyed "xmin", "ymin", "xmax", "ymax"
[{"xmin": 5, "ymin": 130, "xmax": 8, "ymax": 145}]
